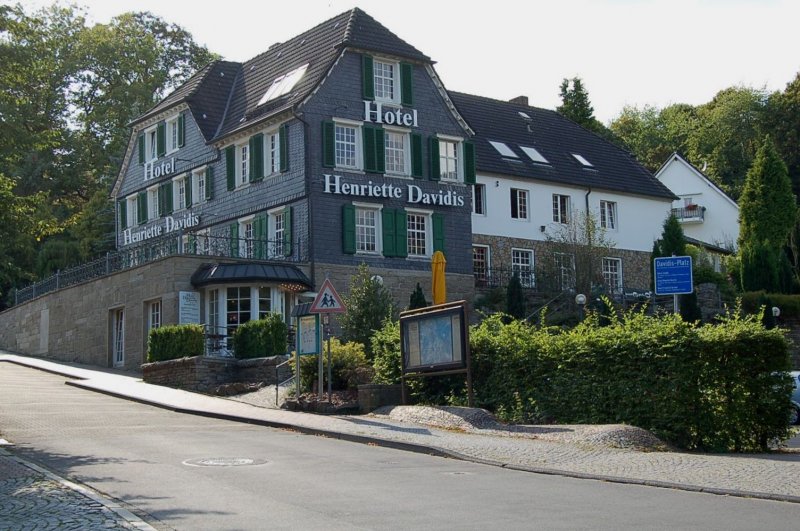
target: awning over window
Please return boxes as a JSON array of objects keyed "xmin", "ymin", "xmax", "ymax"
[{"xmin": 190, "ymin": 262, "xmax": 313, "ymax": 292}]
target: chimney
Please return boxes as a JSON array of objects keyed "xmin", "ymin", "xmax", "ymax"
[{"xmin": 509, "ymin": 95, "xmax": 528, "ymax": 106}]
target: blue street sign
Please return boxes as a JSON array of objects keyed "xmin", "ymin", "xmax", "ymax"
[{"xmin": 654, "ymin": 256, "xmax": 693, "ymax": 295}]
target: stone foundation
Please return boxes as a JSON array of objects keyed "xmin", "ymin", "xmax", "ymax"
[{"xmin": 141, "ymin": 355, "xmax": 291, "ymax": 392}]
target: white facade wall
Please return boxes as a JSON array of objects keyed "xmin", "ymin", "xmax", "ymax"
[
  {"xmin": 656, "ymin": 158, "xmax": 739, "ymax": 250},
  {"xmin": 472, "ymin": 172, "xmax": 671, "ymax": 252}
]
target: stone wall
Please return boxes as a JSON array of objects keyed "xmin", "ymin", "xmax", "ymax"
[
  {"xmin": 0, "ymin": 255, "xmax": 215, "ymax": 371},
  {"xmin": 141, "ymin": 355, "xmax": 292, "ymax": 392}
]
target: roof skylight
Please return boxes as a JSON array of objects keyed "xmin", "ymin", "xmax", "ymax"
[
  {"xmin": 257, "ymin": 63, "xmax": 309, "ymax": 106},
  {"xmin": 518, "ymin": 111, "xmax": 531, "ymax": 119},
  {"xmin": 520, "ymin": 146, "xmax": 549, "ymax": 164},
  {"xmin": 489, "ymin": 141, "xmax": 518, "ymax": 158},
  {"xmin": 572, "ymin": 153, "xmax": 594, "ymax": 167}
]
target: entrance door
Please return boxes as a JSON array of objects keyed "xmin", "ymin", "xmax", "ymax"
[{"xmin": 112, "ymin": 308, "xmax": 124, "ymax": 367}]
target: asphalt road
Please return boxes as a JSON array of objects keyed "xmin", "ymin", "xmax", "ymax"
[{"xmin": 1, "ymin": 363, "xmax": 798, "ymax": 530}]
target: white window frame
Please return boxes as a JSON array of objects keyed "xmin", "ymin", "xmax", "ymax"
[
  {"xmin": 334, "ymin": 118, "xmax": 362, "ymax": 170},
  {"xmin": 126, "ymin": 195, "xmax": 138, "ymax": 228},
  {"xmin": 473, "ymin": 245, "xmax": 491, "ymax": 283},
  {"xmin": 600, "ymin": 200, "xmax": 617, "ymax": 230},
  {"xmin": 554, "ymin": 252, "xmax": 576, "ymax": 292},
  {"xmin": 147, "ymin": 185, "xmax": 159, "ymax": 221},
  {"xmin": 147, "ymin": 299, "xmax": 162, "ymax": 331},
  {"xmin": 473, "ymin": 183, "xmax": 486, "ymax": 216},
  {"xmin": 373, "ymin": 58, "xmax": 400, "ymax": 104},
  {"xmin": 406, "ymin": 208, "xmax": 433, "ymax": 258},
  {"xmin": 353, "ymin": 202, "xmax": 382, "ymax": 255},
  {"xmin": 602, "ymin": 257, "xmax": 623, "ymax": 294},
  {"xmin": 511, "ymin": 188, "xmax": 529, "ymax": 220},
  {"xmin": 237, "ymin": 142, "xmax": 250, "ymax": 187},
  {"xmin": 511, "ymin": 248, "xmax": 535, "ymax": 288},
  {"xmin": 238, "ymin": 215, "xmax": 255, "ymax": 259},
  {"xmin": 437, "ymin": 135, "xmax": 463, "ymax": 182},
  {"xmin": 384, "ymin": 127, "xmax": 410, "ymax": 176},
  {"xmin": 553, "ymin": 194, "xmax": 571, "ymax": 224},
  {"xmin": 144, "ymin": 125, "xmax": 158, "ymax": 162},
  {"xmin": 192, "ymin": 168, "xmax": 207, "ymax": 206},
  {"xmin": 267, "ymin": 207, "xmax": 289, "ymax": 258},
  {"xmin": 166, "ymin": 116, "xmax": 180, "ymax": 154},
  {"xmin": 173, "ymin": 175, "xmax": 187, "ymax": 211},
  {"xmin": 265, "ymin": 129, "xmax": 281, "ymax": 176}
]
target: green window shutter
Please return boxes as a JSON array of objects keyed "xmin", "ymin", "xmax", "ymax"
[
  {"xmin": 178, "ymin": 114, "xmax": 185, "ymax": 148},
  {"xmin": 156, "ymin": 122, "xmax": 166, "ymax": 157},
  {"xmin": 429, "ymin": 136, "xmax": 441, "ymax": 181},
  {"xmin": 250, "ymin": 133, "xmax": 264, "ymax": 181},
  {"xmin": 205, "ymin": 166, "xmax": 214, "ymax": 200},
  {"xmin": 363, "ymin": 126, "xmax": 385, "ymax": 174},
  {"xmin": 463, "ymin": 141, "xmax": 476, "ymax": 184},
  {"xmin": 165, "ymin": 181, "xmax": 173, "ymax": 214},
  {"xmin": 400, "ymin": 63, "xmax": 413, "ymax": 106},
  {"xmin": 433, "ymin": 213, "xmax": 445, "ymax": 252},
  {"xmin": 382, "ymin": 208, "xmax": 396, "ymax": 257},
  {"xmin": 225, "ymin": 146, "xmax": 236, "ymax": 190},
  {"xmin": 342, "ymin": 204, "xmax": 356, "ymax": 254},
  {"xmin": 395, "ymin": 209, "xmax": 408, "ymax": 258},
  {"xmin": 137, "ymin": 192, "xmax": 147, "ymax": 225},
  {"xmin": 118, "ymin": 200, "xmax": 127, "ymax": 229},
  {"xmin": 229, "ymin": 223, "xmax": 239, "ymax": 258},
  {"xmin": 138, "ymin": 134, "xmax": 145, "ymax": 164},
  {"xmin": 187, "ymin": 234, "xmax": 196, "ymax": 254},
  {"xmin": 362, "ymin": 55, "xmax": 374, "ymax": 101},
  {"xmin": 279, "ymin": 124, "xmax": 289, "ymax": 172},
  {"xmin": 254, "ymin": 214, "xmax": 266, "ymax": 259},
  {"xmin": 410, "ymin": 133, "xmax": 423, "ymax": 179},
  {"xmin": 322, "ymin": 121, "xmax": 335, "ymax": 168},
  {"xmin": 283, "ymin": 207, "xmax": 293, "ymax": 256},
  {"xmin": 157, "ymin": 185, "xmax": 165, "ymax": 216},
  {"xmin": 185, "ymin": 176, "xmax": 192, "ymax": 207}
]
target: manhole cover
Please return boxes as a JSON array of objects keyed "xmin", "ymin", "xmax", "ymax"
[
  {"xmin": 443, "ymin": 471, "xmax": 474, "ymax": 476},
  {"xmin": 183, "ymin": 457, "xmax": 268, "ymax": 467}
]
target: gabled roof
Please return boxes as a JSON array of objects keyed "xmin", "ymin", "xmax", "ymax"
[
  {"xmin": 131, "ymin": 60, "xmax": 241, "ymax": 140},
  {"xmin": 213, "ymin": 8, "xmax": 431, "ymax": 141},
  {"xmin": 655, "ymin": 153, "xmax": 739, "ymax": 209},
  {"xmin": 448, "ymin": 92, "xmax": 678, "ymax": 201}
]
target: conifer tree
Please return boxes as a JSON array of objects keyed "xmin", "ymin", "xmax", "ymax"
[
  {"xmin": 340, "ymin": 264, "xmax": 395, "ymax": 360},
  {"xmin": 409, "ymin": 283, "xmax": 427, "ymax": 310},
  {"xmin": 506, "ymin": 273, "xmax": 525, "ymax": 319}
]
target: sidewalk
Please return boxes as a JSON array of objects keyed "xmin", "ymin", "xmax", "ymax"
[{"xmin": 2, "ymin": 352, "xmax": 799, "ymax": 508}]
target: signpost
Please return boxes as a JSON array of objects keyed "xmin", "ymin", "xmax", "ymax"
[
  {"xmin": 654, "ymin": 256, "xmax": 694, "ymax": 314},
  {"xmin": 309, "ymin": 278, "xmax": 346, "ymax": 401}
]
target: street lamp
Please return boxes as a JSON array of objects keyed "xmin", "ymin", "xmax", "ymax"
[{"xmin": 575, "ymin": 293, "xmax": 587, "ymax": 321}]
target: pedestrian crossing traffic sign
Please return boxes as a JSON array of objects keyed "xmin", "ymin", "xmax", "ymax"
[{"xmin": 309, "ymin": 278, "xmax": 346, "ymax": 313}]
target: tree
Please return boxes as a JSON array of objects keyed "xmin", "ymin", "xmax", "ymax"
[
  {"xmin": 541, "ymin": 210, "xmax": 616, "ymax": 296},
  {"xmin": 340, "ymin": 264, "xmax": 396, "ymax": 360},
  {"xmin": 766, "ymin": 73, "xmax": 800, "ymax": 199},
  {"xmin": 557, "ymin": 77, "xmax": 622, "ymax": 146},
  {"xmin": 408, "ymin": 283, "xmax": 427, "ymax": 310},
  {"xmin": 737, "ymin": 136, "xmax": 797, "ymax": 292},
  {"xmin": 505, "ymin": 273, "xmax": 525, "ymax": 319}
]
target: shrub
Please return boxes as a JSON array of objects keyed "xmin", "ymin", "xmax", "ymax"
[
  {"xmin": 231, "ymin": 313, "xmax": 288, "ymax": 359},
  {"xmin": 371, "ymin": 320, "xmax": 402, "ymax": 384},
  {"xmin": 741, "ymin": 291, "xmax": 800, "ymax": 319},
  {"xmin": 293, "ymin": 338, "xmax": 371, "ymax": 392},
  {"xmin": 147, "ymin": 324, "xmax": 204, "ymax": 362}
]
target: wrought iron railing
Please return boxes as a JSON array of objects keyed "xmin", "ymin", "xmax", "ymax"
[
  {"xmin": 13, "ymin": 231, "xmax": 308, "ymax": 306},
  {"xmin": 671, "ymin": 206, "xmax": 705, "ymax": 221}
]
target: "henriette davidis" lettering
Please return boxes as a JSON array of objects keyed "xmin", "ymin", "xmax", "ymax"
[
  {"xmin": 123, "ymin": 213, "xmax": 200, "ymax": 245},
  {"xmin": 323, "ymin": 174, "xmax": 464, "ymax": 207}
]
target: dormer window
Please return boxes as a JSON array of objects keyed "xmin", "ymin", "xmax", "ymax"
[{"xmin": 374, "ymin": 59, "xmax": 398, "ymax": 103}]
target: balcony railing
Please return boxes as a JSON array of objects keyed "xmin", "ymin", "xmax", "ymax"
[
  {"xmin": 672, "ymin": 206, "xmax": 705, "ymax": 222},
  {"xmin": 13, "ymin": 231, "xmax": 308, "ymax": 306}
]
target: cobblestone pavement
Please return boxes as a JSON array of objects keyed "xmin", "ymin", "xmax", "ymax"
[
  {"xmin": 0, "ymin": 446, "xmax": 155, "ymax": 530},
  {"xmin": 2, "ymin": 352, "xmax": 800, "ymax": 512}
]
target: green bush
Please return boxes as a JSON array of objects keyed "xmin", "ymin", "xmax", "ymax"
[
  {"xmin": 371, "ymin": 320, "xmax": 402, "ymax": 385},
  {"xmin": 741, "ymin": 291, "xmax": 800, "ymax": 319},
  {"xmin": 470, "ymin": 309, "xmax": 792, "ymax": 452},
  {"xmin": 293, "ymin": 338, "xmax": 371, "ymax": 391},
  {"xmin": 231, "ymin": 313, "xmax": 288, "ymax": 359},
  {"xmin": 147, "ymin": 324, "xmax": 205, "ymax": 362}
]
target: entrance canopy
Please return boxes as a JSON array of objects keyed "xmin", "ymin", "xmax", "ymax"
[{"xmin": 191, "ymin": 262, "xmax": 313, "ymax": 292}]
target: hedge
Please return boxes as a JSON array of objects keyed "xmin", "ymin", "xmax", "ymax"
[
  {"xmin": 293, "ymin": 338, "xmax": 372, "ymax": 392},
  {"xmin": 741, "ymin": 291, "xmax": 800, "ymax": 319},
  {"xmin": 231, "ymin": 313, "xmax": 288, "ymax": 359},
  {"xmin": 147, "ymin": 324, "xmax": 205, "ymax": 362},
  {"xmin": 373, "ymin": 308, "xmax": 794, "ymax": 452}
]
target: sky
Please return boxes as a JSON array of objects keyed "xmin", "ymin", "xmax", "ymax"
[{"xmin": 19, "ymin": 0, "xmax": 800, "ymax": 123}]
